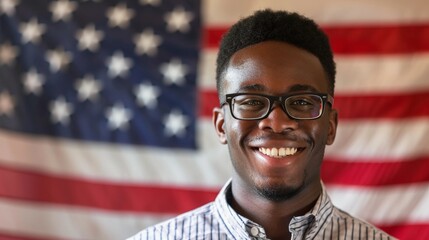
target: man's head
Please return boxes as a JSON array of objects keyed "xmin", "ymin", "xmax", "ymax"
[
  {"xmin": 216, "ymin": 9, "xmax": 336, "ymax": 99},
  {"xmin": 213, "ymin": 9, "xmax": 338, "ymax": 202}
]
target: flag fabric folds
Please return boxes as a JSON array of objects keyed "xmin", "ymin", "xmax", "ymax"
[{"xmin": 0, "ymin": 0, "xmax": 429, "ymax": 239}]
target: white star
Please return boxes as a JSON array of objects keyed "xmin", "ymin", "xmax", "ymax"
[
  {"xmin": 20, "ymin": 18, "xmax": 46, "ymax": 44},
  {"xmin": 164, "ymin": 7, "xmax": 193, "ymax": 33},
  {"xmin": 46, "ymin": 48, "xmax": 72, "ymax": 72},
  {"xmin": 106, "ymin": 104, "xmax": 133, "ymax": 130},
  {"xmin": 0, "ymin": 42, "xmax": 18, "ymax": 65},
  {"xmin": 134, "ymin": 82, "xmax": 160, "ymax": 108},
  {"xmin": 23, "ymin": 69, "xmax": 45, "ymax": 95},
  {"xmin": 0, "ymin": 91, "xmax": 14, "ymax": 116},
  {"xmin": 163, "ymin": 109, "xmax": 189, "ymax": 137},
  {"xmin": 76, "ymin": 24, "xmax": 104, "ymax": 51},
  {"xmin": 75, "ymin": 75, "xmax": 102, "ymax": 101},
  {"xmin": 139, "ymin": 0, "xmax": 161, "ymax": 6},
  {"xmin": 50, "ymin": 97, "xmax": 73, "ymax": 124},
  {"xmin": 134, "ymin": 29, "xmax": 162, "ymax": 56},
  {"xmin": 49, "ymin": 0, "xmax": 77, "ymax": 22},
  {"xmin": 107, "ymin": 51, "xmax": 133, "ymax": 78},
  {"xmin": 107, "ymin": 3, "xmax": 134, "ymax": 28},
  {"xmin": 0, "ymin": 0, "xmax": 19, "ymax": 15},
  {"xmin": 160, "ymin": 58, "xmax": 188, "ymax": 85}
]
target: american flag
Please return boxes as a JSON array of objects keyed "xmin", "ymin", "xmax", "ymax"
[{"xmin": 0, "ymin": 0, "xmax": 428, "ymax": 239}]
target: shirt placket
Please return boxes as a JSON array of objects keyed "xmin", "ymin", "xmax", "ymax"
[
  {"xmin": 246, "ymin": 222, "xmax": 268, "ymax": 240},
  {"xmin": 289, "ymin": 215, "xmax": 316, "ymax": 240}
]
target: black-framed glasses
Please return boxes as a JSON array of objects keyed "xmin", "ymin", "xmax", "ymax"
[{"xmin": 221, "ymin": 93, "xmax": 334, "ymax": 120}]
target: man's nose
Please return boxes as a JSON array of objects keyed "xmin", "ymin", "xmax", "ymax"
[{"xmin": 258, "ymin": 104, "xmax": 298, "ymax": 133}]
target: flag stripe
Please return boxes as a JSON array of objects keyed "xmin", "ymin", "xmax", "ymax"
[
  {"xmin": 0, "ymin": 198, "xmax": 172, "ymax": 240},
  {"xmin": 1, "ymin": 118, "xmax": 429, "ymax": 185},
  {"xmin": 327, "ymin": 119, "xmax": 429, "ymax": 160},
  {"xmin": 204, "ymin": 24, "xmax": 429, "ymax": 54},
  {"xmin": 1, "ymin": 155, "xmax": 429, "ymax": 213},
  {"xmin": 327, "ymin": 184, "xmax": 429, "ymax": 225},
  {"xmin": 198, "ymin": 51, "xmax": 429, "ymax": 92},
  {"xmin": 1, "ymin": 183, "xmax": 429, "ymax": 240},
  {"xmin": 380, "ymin": 224, "xmax": 429, "ymax": 240},
  {"xmin": 322, "ymin": 157, "xmax": 429, "ymax": 186},
  {"xmin": 203, "ymin": 0, "xmax": 429, "ymax": 25},
  {"xmin": 199, "ymin": 90, "xmax": 429, "ymax": 119},
  {"xmin": 326, "ymin": 24, "xmax": 429, "ymax": 54},
  {"xmin": 0, "ymin": 233, "xmax": 63, "ymax": 240},
  {"xmin": 0, "ymin": 164, "xmax": 217, "ymax": 214},
  {"xmin": 0, "ymin": 128, "xmax": 231, "ymax": 187},
  {"xmin": 334, "ymin": 54, "xmax": 429, "ymax": 93}
]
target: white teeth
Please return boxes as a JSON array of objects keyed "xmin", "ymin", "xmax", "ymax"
[{"xmin": 258, "ymin": 147, "xmax": 298, "ymax": 158}]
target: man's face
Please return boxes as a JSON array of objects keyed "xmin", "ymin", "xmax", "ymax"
[{"xmin": 213, "ymin": 41, "xmax": 338, "ymax": 201}]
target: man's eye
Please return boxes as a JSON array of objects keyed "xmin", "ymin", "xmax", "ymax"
[
  {"xmin": 234, "ymin": 98, "xmax": 267, "ymax": 110},
  {"xmin": 291, "ymin": 99, "xmax": 313, "ymax": 105},
  {"xmin": 241, "ymin": 99, "xmax": 264, "ymax": 106}
]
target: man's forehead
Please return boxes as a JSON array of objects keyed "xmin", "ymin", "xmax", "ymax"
[
  {"xmin": 227, "ymin": 82, "xmax": 322, "ymax": 94},
  {"xmin": 223, "ymin": 58, "xmax": 261, "ymax": 85}
]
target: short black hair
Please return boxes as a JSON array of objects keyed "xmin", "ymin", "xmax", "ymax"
[{"xmin": 216, "ymin": 9, "xmax": 336, "ymax": 97}]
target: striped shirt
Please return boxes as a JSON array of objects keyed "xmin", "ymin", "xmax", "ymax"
[{"xmin": 127, "ymin": 180, "xmax": 396, "ymax": 240}]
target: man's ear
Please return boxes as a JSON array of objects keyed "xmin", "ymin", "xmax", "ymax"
[
  {"xmin": 326, "ymin": 108, "xmax": 338, "ymax": 145},
  {"xmin": 213, "ymin": 107, "xmax": 227, "ymax": 144}
]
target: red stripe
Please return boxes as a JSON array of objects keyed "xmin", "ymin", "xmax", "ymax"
[
  {"xmin": 203, "ymin": 23, "xmax": 429, "ymax": 54},
  {"xmin": 199, "ymin": 90, "xmax": 219, "ymax": 118},
  {"xmin": 1, "ymin": 156, "xmax": 428, "ymax": 212},
  {"xmin": 379, "ymin": 223, "xmax": 429, "ymax": 240},
  {"xmin": 322, "ymin": 157, "xmax": 429, "ymax": 186},
  {"xmin": 333, "ymin": 91, "xmax": 429, "ymax": 119},
  {"xmin": 203, "ymin": 26, "xmax": 226, "ymax": 49},
  {"xmin": 325, "ymin": 24, "xmax": 429, "ymax": 54},
  {"xmin": 199, "ymin": 90, "xmax": 429, "ymax": 119},
  {"xmin": 0, "ymin": 165, "xmax": 218, "ymax": 214},
  {"xmin": 0, "ymin": 233, "xmax": 66, "ymax": 240}
]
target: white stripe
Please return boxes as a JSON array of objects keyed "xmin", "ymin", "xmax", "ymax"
[
  {"xmin": 203, "ymin": 0, "xmax": 429, "ymax": 25},
  {"xmin": 0, "ymin": 127, "xmax": 231, "ymax": 187},
  {"xmin": 336, "ymin": 54, "xmax": 429, "ymax": 94},
  {"xmin": 327, "ymin": 183, "xmax": 429, "ymax": 225},
  {"xmin": 198, "ymin": 51, "xmax": 429, "ymax": 93},
  {"xmin": 0, "ymin": 183, "xmax": 427, "ymax": 240},
  {"xmin": 197, "ymin": 50, "xmax": 217, "ymax": 90},
  {"xmin": 0, "ymin": 118, "xmax": 428, "ymax": 185},
  {"xmin": 0, "ymin": 198, "xmax": 172, "ymax": 240},
  {"xmin": 327, "ymin": 118, "xmax": 429, "ymax": 161}
]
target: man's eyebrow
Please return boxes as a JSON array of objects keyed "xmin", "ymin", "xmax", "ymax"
[
  {"xmin": 237, "ymin": 84, "xmax": 319, "ymax": 93},
  {"xmin": 237, "ymin": 84, "xmax": 266, "ymax": 92},
  {"xmin": 288, "ymin": 84, "xmax": 319, "ymax": 92}
]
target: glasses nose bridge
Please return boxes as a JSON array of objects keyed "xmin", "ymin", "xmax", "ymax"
[{"xmin": 266, "ymin": 95, "xmax": 290, "ymax": 117}]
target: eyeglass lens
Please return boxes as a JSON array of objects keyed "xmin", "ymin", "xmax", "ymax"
[{"xmin": 230, "ymin": 94, "xmax": 323, "ymax": 120}]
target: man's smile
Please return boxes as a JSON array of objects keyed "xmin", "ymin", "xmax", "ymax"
[{"xmin": 258, "ymin": 147, "xmax": 299, "ymax": 158}]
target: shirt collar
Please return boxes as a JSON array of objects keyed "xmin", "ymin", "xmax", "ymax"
[
  {"xmin": 214, "ymin": 179, "xmax": 251, "ymax": 239},
  {"xmin": 289, "ymin": 183, "xmax": 334, "ymax": 236},
  {"xmin": 214, "ymin": 179, "xmax": 334, "ymax": 239}
]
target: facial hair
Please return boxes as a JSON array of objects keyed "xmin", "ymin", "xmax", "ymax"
[{"xmin": 254, "ymin": 172, "xmax": 307, "ymax": 202}]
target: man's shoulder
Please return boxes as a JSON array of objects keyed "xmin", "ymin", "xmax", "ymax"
[
  {"xmin": 126, "ymin": 202, "xmax": 217, "ymax": 240},
  {"xmin": 331, "ymin": 207, "xmax": 398, "ymax": 239}
]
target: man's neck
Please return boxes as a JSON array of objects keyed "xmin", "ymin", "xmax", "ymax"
[{"xmin": 229, "ymin": 180, "xmax": 322, "ymax": 240}]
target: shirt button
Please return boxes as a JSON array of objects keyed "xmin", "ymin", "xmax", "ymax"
[{"xmin": 250, "ymin": 226, "xmax": 259, "ymax": 236}]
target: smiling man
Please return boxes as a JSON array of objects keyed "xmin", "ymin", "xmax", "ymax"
[{"xmin": 128, "ymin": 9, "xmax": 396, "ymax": 240}]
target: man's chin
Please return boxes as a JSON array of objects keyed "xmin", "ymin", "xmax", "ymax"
[{"xmin": 255, "ymin": 182, "xmax": 305, "ymax": 202}]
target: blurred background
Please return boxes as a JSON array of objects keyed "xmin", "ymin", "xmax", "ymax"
[{"xmin": 1, "ymin": 0, "xmax": 428, "ymax": 239}]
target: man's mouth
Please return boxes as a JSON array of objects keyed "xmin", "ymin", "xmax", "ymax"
[{"xmin": 258, "ymin": 147, "xmax": 300, "ymax": 158}]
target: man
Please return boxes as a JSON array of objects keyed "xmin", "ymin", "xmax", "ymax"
[{"xmin": 128, "ymin": 9, "xmax": 396, "ymax": 240}]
